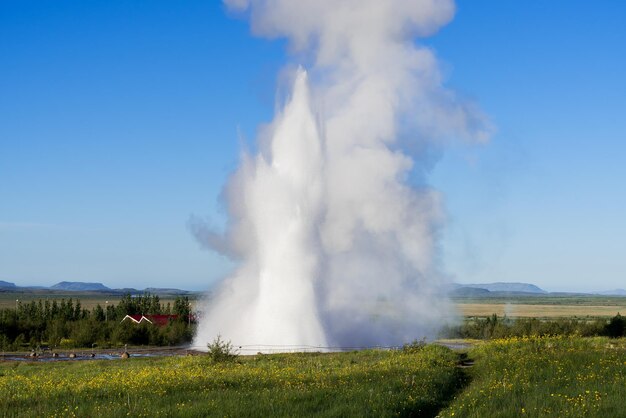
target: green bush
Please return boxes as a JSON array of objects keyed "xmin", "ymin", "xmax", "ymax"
[
  {"xmin": 206, "ymin": 335, "xmax": 238, "ymax": 362},
  {"xmin": 603, "ymin": 313, "xmax": 626, "ymax": 337},
  {"xmin": 443, "ymin": 315, "xmax": 612, "ymax": 340},
  {"xmin": 402, "ymin": 337, "xmax": 427, "ymax": 353}
]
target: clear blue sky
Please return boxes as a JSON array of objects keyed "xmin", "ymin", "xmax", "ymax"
[{"xmin": 1, "ymin": 1, "xmax": 625, "ymax": 292}]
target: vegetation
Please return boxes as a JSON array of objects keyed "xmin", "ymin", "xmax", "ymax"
[
  {"xmin": 401, "ymin": 338, "xmax": 427, "ymax": 353},
  {"xmin": 604, "ymin": 313, "xmax": 626, "ymax": 337},
  {"xmin": 439, "ymin": 336, "xmax": 626, "ymax": 417},
  {"xmin": 452, "ymin": 294, "xmax": 626, "ymax": 306},
  {"xmin": 0, "ymin": 345, "xmax": 464, "ymax": 417},
  {"xmin": 0, "ymin": 294, "xmax": 194, "ymax": 350},
  {"xmin": 454, "ymin": 294, "xmax": 626, "ymax": 318},
  {"xmin": 442, "ymin": 314, "xmax": 625, "ymax": 340},
  {"xmin": 5, "ymin": 335, "xmax": 625, "ymax": 417},
  {"xmin": 3, "ymin": 291, "xmax": 626, "ymax": 416},
  {"xmin": 0, "ymin": 292, "xmax": 198, "ymax": 311},
  {"xmin": 206, "ymin": 335, "xmax": 239, "ymax": 363},
  {"xmin": 3, "ymin": 329, "xmax": 626, "ymax": 416}
]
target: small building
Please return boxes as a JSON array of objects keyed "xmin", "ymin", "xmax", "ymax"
[{"xmin": 120, "ymin": 314, "xmax": 179, "ymax": 326}]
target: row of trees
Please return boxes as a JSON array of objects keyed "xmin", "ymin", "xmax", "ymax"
[
  {"xmin": 8, "ymin": 294, "xmax": 191, "ymax": 323},
  {"xmin": 0, "ymin": 294, "xmax": 194, "ymax": 351},
  {"xmin": 442, "ymin": 313, "xmax": 626, "ymax": 340}
]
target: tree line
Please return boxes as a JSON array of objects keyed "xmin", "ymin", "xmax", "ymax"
[
  {"xmin": 442, "ymin": 313, "xmax": 626, "ymax": 340},
  {"xmin": 0, "ymin": 294, "xmax": 194, "ymax": 351}
]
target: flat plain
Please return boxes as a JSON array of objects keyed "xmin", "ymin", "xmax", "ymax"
[
  {"xmin": 457, "ymin": 303, "xmax": 626, "ymax": 318},
  {"xmin": 453, "ymin": 295, "xmax": 626, "ymax": 318}
]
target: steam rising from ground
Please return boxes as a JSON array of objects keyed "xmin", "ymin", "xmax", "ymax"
[{"xmin": 193, "ymin": 0, "xmax": 492, "ymax": 351}]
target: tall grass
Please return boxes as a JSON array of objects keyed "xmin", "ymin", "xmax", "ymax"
[
  {"xmin": 8, "ymin": 335, "xmax": 624, "ymax": 417},
  {"xmin": 1, "ymin": 345, "xmax": 463, "ymax": 417},
  {"xmin": 439, "ymin": 336, "xmax": 626, "ymax": 417}
]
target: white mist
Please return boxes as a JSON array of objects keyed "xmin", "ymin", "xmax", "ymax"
[{"xmin": 193, "ymin": 0, "xmax": 492, "ymax": 352}]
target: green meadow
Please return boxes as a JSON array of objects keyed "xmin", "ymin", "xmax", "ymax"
[
  {"xmin": 0, "ymin": 345, "xmax": 463, "ymax": 417},
  {"xmin": 2, "ymin": 337, "xmax": 625, "ymax": 417},
  {"xmin": 440, "ymin": 336, "xmax": 626, "ymax": 417}
]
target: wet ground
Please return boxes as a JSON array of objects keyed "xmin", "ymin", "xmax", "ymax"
[
  {"xmin": 1, "ymin": 340, "xmax": 476, "ymax": 362},
  {"xmin": 0, "ymin": 346, "xmax": 199, "ymax": 362}
]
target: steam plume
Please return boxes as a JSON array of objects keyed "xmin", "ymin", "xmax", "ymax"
[{"xmin": 193, "ymin": 0, "xmax": 492, "ymax": 351}]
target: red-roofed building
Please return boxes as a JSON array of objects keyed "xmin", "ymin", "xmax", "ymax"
[{"xmin": 121, "ymin": 314, "xmax": 179, "ymax": 326}]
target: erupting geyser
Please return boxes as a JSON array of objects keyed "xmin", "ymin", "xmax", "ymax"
[{"xmin": 192, "ymin": 0, "xmax": 492, "ymax": 352}]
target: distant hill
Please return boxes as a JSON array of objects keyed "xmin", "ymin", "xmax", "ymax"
[
  {"xmin": 51, "ymin": 281, "xmax": 111, "ymax": 291},
  {"xmin": 0, "ymin": 280, "xmax": 17, "ymax": 289},
  {"xmin": 0, "ymin": 280, "xmax": 197, "ymax": 295},
  {"xmin": 595, "ymin": 289, "xmax": 626, "ymax": 296},
  {"xmin": 449, "ymin": 286, "xmax": 491, "ymax": 297},
  {"xmin": 144, "ymin": 287, "xmax": 195, "ymax": 295},
  {"xmin": 455, "ymin": 282, "xmax": 547, "ymax": 294},
  {"xmin": 110, "ymin": 287, "xmax": 197, "ymax": 296}
]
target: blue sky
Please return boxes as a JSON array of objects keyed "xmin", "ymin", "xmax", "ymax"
[{"xmin": 1, "ymin": 1, "xmax": 625, "ymax": 292}]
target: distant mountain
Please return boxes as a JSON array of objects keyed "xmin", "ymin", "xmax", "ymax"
[
  {"xmin": 0, "ymin": 280, "xmax": 17, "ymax": 288},
  {"xmin": 1, "ymin": 280, "xmax": 197, "ymax": 295},
  {"xmin": 109, "ymin": 287, "xmax": 198, "ymax": 296},
  {"xmin": 456, "ymin": 282, "xmax": 547, "ymax": 294},
  {"xmin": 595, "ymin": 289, "xmax": 626, "ymax": 296},
  {"xmin": 144, "ymin": 287, "xmax": 195, "ymax": 295},
  {"xmin": 449, "ymin": 286, "xmax": 491, "ymax": 297},
  {"xmin": 113, "ymin": 287, "xmax": 141, "ymax": 294},
  {"xmin": 51, "ymin": 281, "xmax": 111, "ymax": 291}
]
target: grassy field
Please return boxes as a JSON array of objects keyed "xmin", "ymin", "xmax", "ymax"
[
  {"xmin": 439, "ymin": 336, "xmax": 626, "ymax": 417},
  {"xmin": 0, "ymin": 345, "xmax": 464, "ymax": 417},
  {"xmin": 2, "ymin": 337, "xmax": 625, "ymax": 417},
  {"xmin": 453, "ymin": 294, "xmax": 626, "ymax": 318},
  {"xmin": 457, "ymin": 303, "xmax": 626, "ymax": 318},
  {"xmin": 452, "ymin": 295, "xmax": 626, "ymax": 306}
]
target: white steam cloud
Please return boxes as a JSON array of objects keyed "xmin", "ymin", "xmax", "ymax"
[{"xmin": 193, "ymin": 0, "xmax": 492, "ymax": 351}]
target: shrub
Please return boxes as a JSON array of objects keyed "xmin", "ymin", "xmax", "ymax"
[
  {"xmin": 604, "ymin": 313, "xmax": 626, "ymax": 338},
  {"xmin": 207, "ymin": 335, "xmax": 238, "ymax": 362},
  {"xmin": 402, "ymin": 337, "xmax": 427, "ymax": 353}
]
